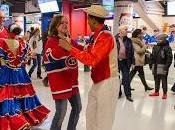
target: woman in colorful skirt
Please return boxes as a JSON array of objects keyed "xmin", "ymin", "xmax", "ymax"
[{"xmin": 0, "ymin": 23, "xmax": 50, "ymax": 130}]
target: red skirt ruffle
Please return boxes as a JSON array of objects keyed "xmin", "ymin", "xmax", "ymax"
[
  {"xmin": 0, "ymin": 84, "xmax": 35, "ymax": 102},
  {"xmin": 0, "ymin": 105, "xmax": 50, "ymax": 130}
]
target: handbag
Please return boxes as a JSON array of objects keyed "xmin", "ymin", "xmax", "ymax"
[
  {"xmin": 152, "ymin": 47, "xmax": 167, "ymax": 75},
  {"xmin": 152, "ymin": 64, "xmax": 167, "ymax": 75}
]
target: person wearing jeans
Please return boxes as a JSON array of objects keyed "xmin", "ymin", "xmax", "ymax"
[
  {"xmin": 43, "ymin": 15, "xmax": 82, "ymax": 130},
  {"xmin": 115, "ymin": 26, "xmax": 134, "ymax": 102},
  {"xmin": 28, "ymin": 28, "xmax": 43, "ymax": 79},
  {"xmin": 28, "ymin": 53, "xmax": 42, "ymax": 78},
  {"xmin": 50, "ymin": 94, "xmax": 81, "ymax": 130},
  {"xmin": 59, "ymin": 5, "xmax": 120, "ymax": 130}
]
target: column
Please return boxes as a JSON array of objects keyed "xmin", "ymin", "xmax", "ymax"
[{"xmin": 113, "ymin": 0, "xmax": 134, "ymax": 35}]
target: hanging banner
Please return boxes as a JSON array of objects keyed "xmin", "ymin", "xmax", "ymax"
[{"xmin": 119, "ymin": 13, "xmax": 132, "ymax": 26}]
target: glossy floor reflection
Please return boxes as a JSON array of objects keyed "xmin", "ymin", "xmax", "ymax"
[{"xmin": 31, "ymin": 70, "xmax": 175, "ymax": 130}]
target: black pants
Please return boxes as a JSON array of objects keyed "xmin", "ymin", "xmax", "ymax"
[
  {"xmin": 154, "ymin": 75, "xmax": 168, "ymax": 94},
  {"xmin": 130, "ymin": 66, "xmax": 149, "ymax": 89}
]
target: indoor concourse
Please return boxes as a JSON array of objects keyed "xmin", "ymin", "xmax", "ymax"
[
  {"xmin": 30, "ymin": 63, "xmax": 175, "ymax": 130},
  {"xmin": 1, "ymin": 0, "xmax": 175, "ymax": 130}
]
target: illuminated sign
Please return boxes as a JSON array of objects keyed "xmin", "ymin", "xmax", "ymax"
[
  {"xmin": 38, "ymin": 0, "xmax": 60, "ymax": 13},
  {"xmin": 167, "ymin": 1, "xmax": 175, "ymax": 15}
]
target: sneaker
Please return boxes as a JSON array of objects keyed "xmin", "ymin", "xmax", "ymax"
[
  {"xmin": 149, "ymin": 92, "xmax": 159, "ymax": 96},
  {"xmin": 162, "ymin": 94, "xmax": 167, "ymax": 99},
  {"xmin": 131, "ymin": 88, "xmax": 135, "ymax": 91}
]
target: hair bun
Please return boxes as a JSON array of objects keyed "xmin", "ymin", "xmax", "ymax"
[{"xmin": 8, "ymin": 23, "xmax": 22, "ymax": 35}]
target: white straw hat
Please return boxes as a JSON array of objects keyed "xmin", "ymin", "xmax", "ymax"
[{"xmin": 82, "ymin": 5, "xmax": 109, "ymax": 18}]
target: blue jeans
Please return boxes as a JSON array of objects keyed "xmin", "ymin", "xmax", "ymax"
[
  {"xmin": 50, "ymin": 93, "xmax": 82, "ymax": 130},
  {"xmin": 28, "ymin": 54, "xmax": 42, "ymax": 77},
  {"xmin": 118, "ymin": 59, "xmax": 132, "ymax": 97}
]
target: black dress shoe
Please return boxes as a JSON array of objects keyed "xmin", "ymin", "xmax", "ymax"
[
  {"xmin": 126, "ymin": 96, "xmax": 134, "ymax": 102},
  {"xmin": 131, "ymin": 88, "xmax": 135, "ymax": 91},
  {"xmin": 118, "ymin": 94, "xmax": 122, "ymax": 99},
  {"xmin": 118, "ymin": 91, "xmax": 122, "ymax": 99},
  {"xmin": 145, "ymin": 86, "xmax": 153, "ymax": 91}
]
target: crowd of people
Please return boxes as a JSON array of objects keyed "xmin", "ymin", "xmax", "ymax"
[
  {"xmin": 0, "ymin": 3, "xmax": 175, "ymax": 130},
  {"xmin": 141, "ymin": 24, "xmax": 175, "ymax": 46},
  {"xmin": 116, "ymin": 26, "xmax": 173, "ymax": 102}
]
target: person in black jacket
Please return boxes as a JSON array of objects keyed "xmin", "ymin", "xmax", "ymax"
[
  {"xmin": 149, "ymin": 34, "xmax": 173, "ymax": 99},
  {"xmin": 115, "ymin": 25, "xmax": 134, "ymax": 102}
]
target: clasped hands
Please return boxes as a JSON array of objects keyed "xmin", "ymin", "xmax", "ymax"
[{"xmin": 58, "ymin": 34, "xmax": 72, "ymax": 51}]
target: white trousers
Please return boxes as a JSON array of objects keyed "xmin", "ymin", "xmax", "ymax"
[{"xmin": 86, "ymin": 76, "xmax": 120, "ymax": 130}]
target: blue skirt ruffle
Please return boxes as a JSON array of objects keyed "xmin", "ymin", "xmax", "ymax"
[{"xmin": 0, "ymin": 65, "xmax": 31, "ymax": 86}]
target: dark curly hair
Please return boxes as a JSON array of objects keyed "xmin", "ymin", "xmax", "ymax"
[{"xmin": 8, "ymin": 23, "xmax": 22, "ymax": 35}]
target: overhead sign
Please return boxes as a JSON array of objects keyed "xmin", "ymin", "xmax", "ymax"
[
  {"xmin": 167, "ymin": 1, "xmax": 175, "ymax": 15},
  {"xmin": 103, "ymin": 0, "xmax": 114, "ymax": 6},
  {"xmin": 38, "ymin": 0, "xmax": 60, "ymax": 13},
  {"xmin": 103, "ymin": 0, "xmax": 114, "ymax": 19},
  {"xmin": 103, "ymin": 0, "xmax": 114, "ymax": 11}
]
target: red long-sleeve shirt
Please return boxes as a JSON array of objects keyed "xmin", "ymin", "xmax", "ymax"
[{"xmin": 70, "ymin": 24, "xmax": 119, "ymax": 84}]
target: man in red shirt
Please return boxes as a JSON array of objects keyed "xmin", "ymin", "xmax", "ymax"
[
  {"xmin": 0, "ymin": 11, "xmax": 8, "ymax": 66},
  {"xmin": 0, "ymin": 11, "xmax": 8, "ymax": 38},
  {"xmin": 59, "ymin": 5, "xmax": 119, "ymax": 130}
]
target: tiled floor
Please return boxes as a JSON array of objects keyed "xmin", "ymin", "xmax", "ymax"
[{"xmin": 30, "ymin": 65, "xmax": 175, "ymax": 130}]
